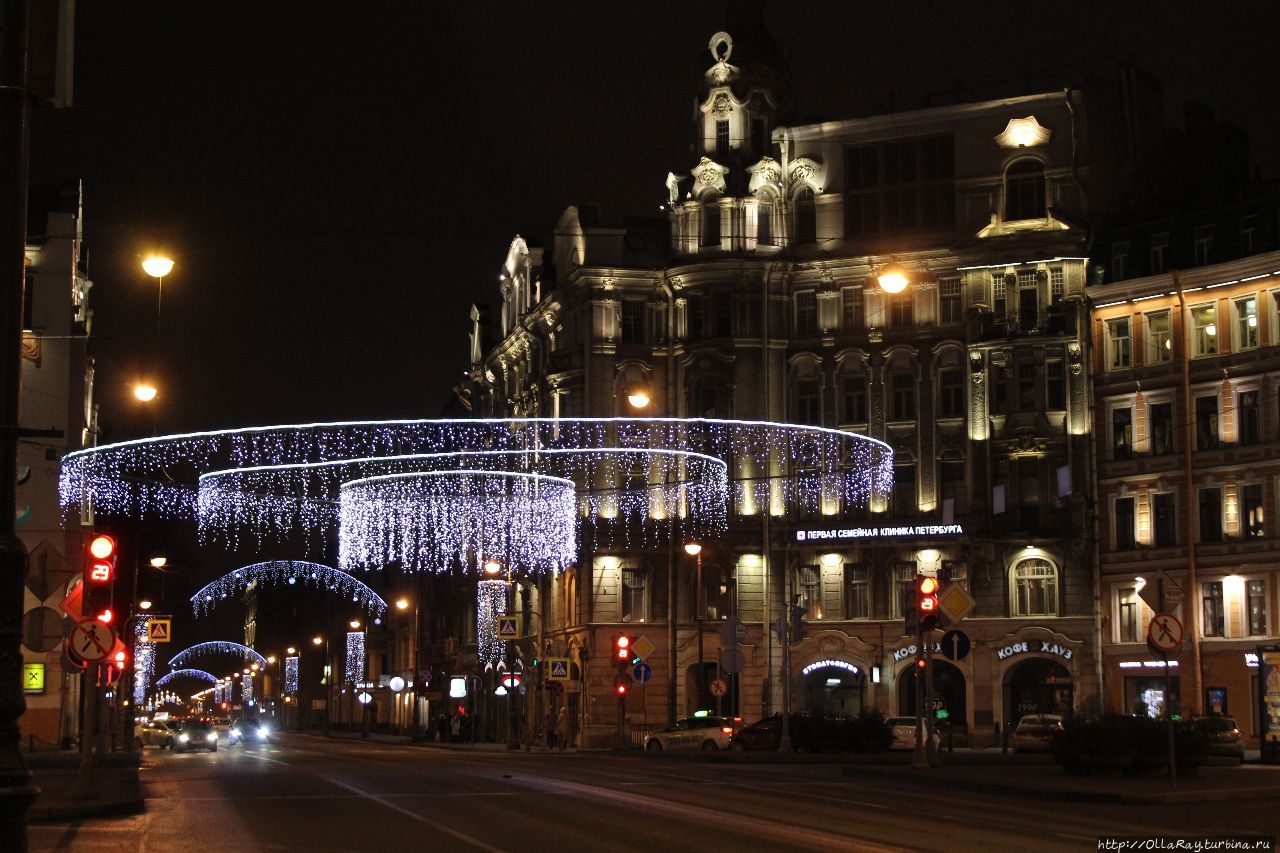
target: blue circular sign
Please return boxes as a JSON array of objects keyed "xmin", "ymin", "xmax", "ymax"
[
  {"xmin": 940, "ymin": 629, "xmax": 971, "ymax": 661},
  {"xmin": 632, "ymin": 662, "xmax": 653, "ymax": 683}
]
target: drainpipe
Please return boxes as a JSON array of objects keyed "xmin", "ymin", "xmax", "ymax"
[
  {"xmin": 1083, "ymin": 297, "xmax": 1105, "ymax": 715},
  {"xmin": 1173, "ymin": 270, "xmax": 1204, "ymax": 716}
]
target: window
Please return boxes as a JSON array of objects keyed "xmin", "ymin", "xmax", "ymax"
[
  {"xmin": 938, "ymin": 368, "xmax": 964, "ymax": 418},
  {"xmin": 1241, "ymin": 215, "xmax": 1257, "ymax": 255},
  {"xmin": 1004, "ymin": 159, "xmax": 1046, "ymax": 221},
  {"xmin": 702, "ymin": 203, "xmax": 721, "ymax": 247},
  {"xmin": 941, "ymin": 560, "xmax": 968, "ymax": 590},
  {"xmin": 1191, "ymin": 303, "xmax": 1218, "ymax": 356},
  {"xmin": 797, "ymin": 565, "xmax": 821, "ymax": 620},
  {"xmin": 1150, "ymin": 233, "xmax": 1169, "ymax": 275},
  {"xmin": 1046, "ymin": 360, "xmax": 1066, "ymax": 410},
  {"xmin": 1112, "ymin": 407, "xmax": 1133, "ymax": 459},
  {"xmin": 1111, "ymin": 242, "xmax": 1129, "ymax": 281},
  {"xmin": 687, "ymin": 296, "xmax": 705, "ymax": 340},
  {"xmin": 991, "ymin": 361, "xmax": 1011, "ymax": 414},
  {"xmin": 940, "ymin": 460, "xmax": 966, "ymax": 515},
  {"xmin": 715, "ymin": 120, "xmax": 730, "ymax": 161},
  {"xmin": 621, "ymin": 568, "xmax": 647, "ymax": 622},
  {"xmin": 893, "ymin": 466, "xmax": 916, "ymax": 516},
  {"xmin": 794, "ymin": 291, "xmax": 817, "ymax": 335},
  {"xmin": 1235, "ymin": 297, "xmax": 1258, "ymax": 350},
  {"xmin": 620, "ymin": 299, "xmax": 645, "ymax": 344},
  {"xmin": 845, "ymin": 564, "xmax": 870, "ymax": 619},
  {"xmin": 1017, "ymin": 271, "xmax": 1038, "ymax": 332},
  {"xmin": 1150, "ymin": 402, "xmax": 1174, "ymax": 455},
  {"xmin": 940, "ymin": 278, "xmax": 962, "ymax": 324},
  {"xmin": 1202, "ymin": 581, "xmax": 1224, "ymax": 637},
  {"xmin": 1016, "ymin": 358, "xmax": 1037, "ymax": 412},
  {"xmin": 891, "ymin": 562, "xmax": 915, "ymax": 619},
  {"xmin": 841, "ymin": 374, "xmax": 867, "ymax": 424},
  {"xmin": 992, "ymin": 274, "xmax": 1007, "ymax": 318},
  {"xmin": 713, "ymin": 295, "xmax": 732, "ymax": 337},
  {"xmin": 890, "ymin": 371, "xmax": 915, "ymax": 420},
  {"xmin": 1115, "ymin": 496, "xmax": 1136, "ymax": 549},
  {"xmin": 1248, "ymin": 580, "xmax": 1267, "ymax": 636},
  {"xmin": 1146, "ymin": 310, "xmax": 1172, "ymax": 363},
  {"xmin": 1242, "ymin": 483, "xmax": 1265, "ymax": 538},
  {"xmin": 756, "ymin": 201, "xmax": 773, "ymax": 246},
  {"xmin": 1193, "ymin": 224, "xmax": 1214, "ymax": 266},
  {"xmin": 1198, "ymin": 487, "xmax": 1223, "ymax": 543},
  {"xmin": 1049, "ymin": 267, "xmax": 1065, "ymax": 303},
  {"xmin": 1107, "ymin": 318, "xmax": 1131, "ymax": 369},
  {"xmin": 890, "ymin": 294, "xmax": 913, "ymax": 327},
  {"xmin": 1239, "ymin": 390, "xmax": 1261, "ymax": 445},
  {"xmin": 795, "ymin": 188, "xmax": 816, "ymax": 246},
  {"xmin": 844, "ymin": 134, "xmax": 955, "ymax": 236},
  {"xmin": 1118, "ymin": 586, "xmax": 1138, "ymax": 642},
  {"xmin": 794, "ymin": 379, "xmax": 821, "ymax": 426},
  {"xmin": 750, "ymin": 116, "xmax": 767, "ymax": 156},
  {"xmin": 842, "ymin": 287, "xmax": 864, "ymax": 331},
  {"xmin": 1013, "ymin": 558, "xmax": 1058, "ymax": 617},
  {"xmin": 1153, "ymin": 492, "xmax": 1177, "ymax": 547},
  {"xmin": 1195, "ymin": 395, "xmax": 1219, "ymax": 450}
]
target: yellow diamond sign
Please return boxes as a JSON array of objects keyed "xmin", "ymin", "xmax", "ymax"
[{"xmin": 938, "ymin": 582, "xmax": 976, "ymax": 623}]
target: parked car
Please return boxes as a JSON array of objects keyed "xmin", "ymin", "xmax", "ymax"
[
  {"xmin": 174, "ymin": 720, "xmax": 219, "ymax": 753},
  {"xmin": 728, "ymin": 714, "xmax": 854, "ymax": 753},
  {"xmin": 887, "ymin": 716, "xmax": 941, "ymax": 751},
  {"xmin": 137, "ymin": 719, "xmax": 179, "ymax": 750},
  {"xmin": 644, "ymin": 716, "xmax": 741, "ymax": 751},
  {"xmin": 1011, "ymin": 713, "xmax": 1064, "ymax": 752},
  {"xmin": 1190, "ymin": 716, "xmax": 1244, "ymax": 760}
]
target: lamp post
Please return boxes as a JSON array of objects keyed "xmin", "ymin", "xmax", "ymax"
[
  {"xmin": 349, "ymin": 619, "xmax": 369, "ymax": 737},
  {"xmin": 124, "ymin": 535, "xmax": 166, "ymax": 752},
  {"xmin": 312, "ymin": 634, "xmax": 329, "ymax": 733},
  {"xmin": 484, "ymin": 559, "xmax": 522, "ymax": 750},
  {"xmin": 395, "ymin": 596, "xmax": 421, "ymax": 737},
  {"xmin": 141, "ymin": 256, "xmax": 174, "ymax": 342},
  {"xmin": 685, "ymin": 542, "xmax": 704, "ymax": 708}
]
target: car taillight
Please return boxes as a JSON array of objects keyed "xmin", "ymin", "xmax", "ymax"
[{"xmin": 722, "ymin": 726, "xmax": 733, "ymax": 734}]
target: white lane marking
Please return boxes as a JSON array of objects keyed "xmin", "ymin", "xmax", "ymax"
[{"xmin": 326, "ymin": 777, "xmax": 508, "ymax": 853}]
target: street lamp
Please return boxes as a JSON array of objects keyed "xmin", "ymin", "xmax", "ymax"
[
  {"xmin": 141, "ymin": 256, "xmax": 174, "ymax": 335},
  {"xmin": 626, "ymin": 387, "xmax": 651, "ymax": 409},
  {"xmin": 684, "ymin": 543, "xmax": 706, "ymax": 708},
  {"xmin": 393, "ymin": 595, "xmax": 422, "ymax": 737},
  {"xmin": 313, "ymin": 635, "xmax": 330, "ymax": 732},
  {"xmin": 133, "ymin": 383, "xmax": 158, "ymax": 403},
  {"xmin": 877, "ymin": 261, "xmax": 909, "ymax": 294}
]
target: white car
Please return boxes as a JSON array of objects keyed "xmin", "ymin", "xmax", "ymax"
[
  {"xmin": 644, "ymin": 716, "xmax": 740, "ymax": 751},
  {"xmin": 887, "ymin": 716, "xmax": 940, "ymax": 751}
]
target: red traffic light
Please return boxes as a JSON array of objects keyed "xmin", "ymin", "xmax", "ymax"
[
  {"xmin": 916, "ymin": 575, "xmax": 940, "ymax": 614},
  {"xmin": 613, "ymin": 675, "xmax": 629, "ymax": 696},
  {"xmin": 85, "ymin": 534, "xmax": 117, "ymax": 584},
  {"xmin": 613, "ymin": 633, "xmax": 632, "ymax": 662},
  {"xmin": 88, "ymin": 535, "xmax": 116, "ymax": 560}
]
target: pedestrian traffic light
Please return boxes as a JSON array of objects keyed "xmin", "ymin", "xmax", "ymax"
[
  {"xmin": 84, "ymin": 533, "xmax": 117, "ymax": 624},
  {"xmin": 916, "ymin": 575, "xmax": 939, "ymax": 631}
]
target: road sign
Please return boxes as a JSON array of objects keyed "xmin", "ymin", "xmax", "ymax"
[
  {"xmin": 631, "ymin": 635, "xmax": 655, "ymax": 661},
  {"xmin": 1147, "ymin": 612, "xmax": 1184, "ymax": 652},
  {"xmin": 495, "ymin": 616, "xmax": 520, "ymax": 639},
  {"xmin": 938, "ymin": 582, "xmax": 976, "ymax": 623},
  {"xmin": 632, "ymin": 662, "xmax": 653, "ymax": 683},
  {"xmin": 547, "ymin": 657, "xmax": 570, "ymax": 682},
  {"xmin": 68, "ymin": 620, "xmax": 115, "ymax": 662},
  {"xmin": 717, "ymin": 615, "xmax": 746, "ymax": 645},
  {"xmin": 940, "ymin": 629, "xmax": 971, "ymax": 661},
  {"xmin": 23, "ymin": 663, "xmax": 44, "ymax": 694},
  {"xmin": 146, "ymin": 619, "xmax": 172, "ymax": 643},
  {"xmin": 719, "ymin": 648, "xmax": 745, "ymax": 674},
  {"xmin": 709, "ymin": 677, "xmax": 728, "ymax": 697}
]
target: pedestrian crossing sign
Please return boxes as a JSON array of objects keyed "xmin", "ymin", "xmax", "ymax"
[
  {"xmin": 146, "ymin": 619, "xmax": 172, "ymax": 643},
  {"xmin": 495, "ymin": 616, "xmax": 520, "ymax": 639},
  {"xmin": 547, "ymin": 657, "xmax": 570, "ymax": 682}
]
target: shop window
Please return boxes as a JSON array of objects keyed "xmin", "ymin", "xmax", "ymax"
[
  {"xmin": 1149, "ymin": 402, "xmax": 1174, "ymax": 455},
  {"xmin": 1198, "ymin": 488, "xmax": 1223, "ymax": 543},
  {"xmin": 1118, "ymin": 586, "xmax": 1138, "ymax": 642},
  {"xmin": 1046, "ymin": 360, "xmax": 1065, "ymax": 410},
  {"xmin": 621, "ymin": 568, "xmax": 648, "ymax": 623},
  {"xmin": 890, "ymin": 371, "xmax": 915, "ymax": 421},
  {"xmin": 1112, "ymin": 407, "xmax": 1133, "ymax": 460},
  {"xmin": 842, "ymin": 287, "xmax": 864, "ymax": 331},
  {"xmin": 1239, "ymin": 390, "xmax": 1261, "ymax": 445},
  {"xmin": 1248, "ymin": 580, "xmax": 1267, "ymax": 636},
  {"xmin": 1146, "ymin": 310, "xmax": 1172, "ymax": 363},
  {"xmin": 845, "ymin": 564, "xmax": 870, "ymax": 619},
  {"xmin": 1153, "ymin": 492, "xmax": 1177, "ymax": 547},
  {"xmin": 1115, "ymin": 496, "xmax": 1136, "ymax": 550},
  {"xmin": 1004, "ymin": 159, "xmax": 1046, "ymax": 221},
  {"xmin": 796, "ymin": 565, "xmax": 822, "ymax": 620},
  {"xmin": 794, "ymin": 291, "xmax": 817, "ymax": 335},
  {"xmin": 1201, "ymin": 581, "xmax": 1224, "ymax": 637},
  {"xmin": 1191, "ymin": 303, "xmax": 1218, "ymax": 357},
  {"xmin": 939, "ymin": 278, "xmax": 962, "ymax": 324},
  {"xmin": 841, "ymin": 374, "xmax": 867, "ymax": 424},
  {"xmin": 1106, "ymin": 318, "xmax": 1131, "ymax": 369},
  {"xmin": 1012, "ymin": 558, "xmax": 1058, "ymax": 617},
  {"xmin": 1235, "ymin": 297, "xmax": 1258, "ymax": 350},
  {"xmin": 795, "ymin": 188, "xmax": 816, "ymax": 246},
  {"xmin": 938, "ymin": 368, "xmax": 964, "ymax": 418},
  {"xmin": 1243, "ymin": 483, "xmax": 1265, "ymax": 538}
]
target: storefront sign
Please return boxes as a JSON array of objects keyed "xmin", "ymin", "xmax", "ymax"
[
  {"xmin": 801, "ymin": 659, "xmax": 860, "ymax": 677},
  {"xmin": 995, "ymin": 640, "xmax": 1073, "ymax": 662},
  {"xmin": 795, "ymin": 524, "xmax": 964, "ymax": 543},
  {"xmin": 892, "ymin": 643, "xmax": 940, "ymax": 662},
  {"xmin": 1119, "ymin": 660, "xmax": 1178, "ymax": 669}
]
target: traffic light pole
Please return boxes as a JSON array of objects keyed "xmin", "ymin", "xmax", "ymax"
[{"xmin": 912, "ymin": 623, "xmax": 928, "ymax": 770}]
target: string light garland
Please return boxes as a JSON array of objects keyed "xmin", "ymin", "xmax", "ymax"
[
  {"xmin": 242, "ymin": 673, "xmax": 254, "ymax": 706},
  {"xmin": 285, "ymin": 656, "xmax": 299, "ymax": 695},
  {"xmin": 132, "ymin": 618, "xmax": 156, "ymax": 707},
  {"xmin": 189, "ymin": 560, "xmax": 388, "ymax": 618},
  {"xmin": 168, "ymin": 641, "xmax": 267, "ymax": 669},
  {"xmin": 476, "ymin": 579, "xmax": 508, "ymax": 665},
  {"xmin": 155, "ymin": 668, "xmax": 218, "ymax": 687},
  {"xmin": 345, "ymin": 632, "xmax": 365, "ymax": 685}
]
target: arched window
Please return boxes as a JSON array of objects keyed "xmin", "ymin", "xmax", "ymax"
[
  {"xmin": 1005, "ymin": 159, "xmax": 1046, "ymax": 222},
  {"xmin": 795, "ymin": 187, "xmax": 816, "ymax": 246},
  {"xmin": 1012, "ymin": 558, "xmax": 1058, "ymax": 616},
  {"xmin": 755, "ymin": 196, "xmax": 774, "ymax": 246}
]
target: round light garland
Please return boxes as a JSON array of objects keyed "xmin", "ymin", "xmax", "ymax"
[
  {"xmin": 155, "ymin": 668, "xmax": 218, "ymax": 687},
  {"xmin": 284, "ymin": 655, "xmax": 299, "ymax": 695},
  {"xmin": 345, "ymin": 631, "xmax": 365, "ymax": 685},
  {"xmin": 476, "ymin": 579, "xmax": 508, "ymax": 665},
  {"xmin": 168, "ymin": 641, "xmax": 267, "ymax": 669},
  {"xmin": 189, "ymin": 561, "xmax": 388, "ymax": 619}
]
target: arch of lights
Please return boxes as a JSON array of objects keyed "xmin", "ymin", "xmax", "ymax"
[
  {"xmin": 155, "ymin": 668, "xmax": 218, "ymax": 687},
  {"xmin": 168, "ymin": 641, "xmax": 267, "ymax": 669},
  {"xmin": 189, "ymin": 561, "xmax": 389, "ymax": 618},
  {"xmin": 59, "ymin": 418, "xmax": 894, "ymax": 574}
]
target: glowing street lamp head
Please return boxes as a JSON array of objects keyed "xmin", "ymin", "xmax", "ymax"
[
  {"xmin": 149, "ymin": 555, "xmax": 167, "ymax": 569},
  {"xmin": 877, "ymin": 263, "xmax": 909, "ymax": 294},
  {"xmin": 482, "ymin": 559, "xmax": 503, "ymax": 576},
  {"xmin": 395, "ymin": 598, "xmax": 410, "ymax": 610},
  {"xmin": 139, "ymin": 599, "xmax": 152, "ymax": 610},
  {"xmin": 684, "ymin": 542, "xmax": 703, "ymax": 557},
  {"xmin": 349, "ymin": 619, "xmax": 361, "ymax": 630},
  {"xmin": 625, "ymin": 387, "xmax": 651, "ymax": 410},
  {"xmin": 142, "ymin": 256, "xmax": 174, "ymax": 278},
  {"xmin": 312, "ymin": 636, "xmax": 323, "ymax": 646},
  {"xmin": 286, "ymin": 646, "xmax": 297, "ymax": 655},
  {"xmin": 133, "ymin": 383, "xmax": 158, "ymax": 403}
]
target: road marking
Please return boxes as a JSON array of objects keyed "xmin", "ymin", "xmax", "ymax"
[{"xmin": 326, "ymin": 777, "xmax": 508, "ymax": 852}]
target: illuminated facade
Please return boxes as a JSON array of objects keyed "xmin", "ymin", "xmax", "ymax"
[{"xmin": 451, "ymin": 31, "xmax": 1190, "ymax": 746}]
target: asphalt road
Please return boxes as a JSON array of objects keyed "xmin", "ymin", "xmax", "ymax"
[{"xmin": 28, "ymin": 735, "xmax": 1280, "ymax": 852}]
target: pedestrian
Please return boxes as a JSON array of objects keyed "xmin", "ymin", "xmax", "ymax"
[
  {"xmin": 450, "ymin": 712, "xmax": 461, "ymax": 743},
  {"xmin": 555, "ymin": 706, "xmax": 570, "ymax": 751},
  {"xmin": 437, "ymin": 713, "xmax": 448, "ymax": 743}
]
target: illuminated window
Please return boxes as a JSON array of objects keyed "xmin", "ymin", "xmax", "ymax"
[
  {"xmin": 1243, "ymin": 483, "xmax": 1265, "ymax": 538},
  {"xmin": 939, "ymin": 278, "xmax": 962, "ymax": 324},
  {"xmin": 1202, "ymin": 581, "xmax": 1224, "ymax": 637},
  {"xmin": 1012, "ymin": 558, "xmax": 1058, "ymax": 617},
  {"xmin": 1146, "ymin": 310, "xmax": 1172, "ymax": 363},
  {"xmin": 1234, "ymin": 297, "xmax": 1258, "ymax": 350},
  {"xmin": 1106, "ymin": 318, "xmax": 1132, "ymax": 369},
  {"xmin": 1248, "ymin": 580, "xmax": 1267, "ymax": 636},
  {"xmin": 1114, "ymin": 496, "xmax": 1136, "ymax": 549},
  {"xmin": 845, "ymin": 564, "xmax": 870, "ymax": 619},
  {"xmin": 796, "ymin": 565, "xmax": 822, "ymax": 620},
  {"xmin": 1118, "ymin": 586, "xmax": 1138, "ymax": 642},
  {"xmin": 1004, "ymin": 159, "xmax": 1046, "ymax": 221},
  {"xmin": 1191, "ymin": 303, "xmax": 1217, "ymax": 356},
  {"xmin": 1112, "ymin": 407, "xmax": 1133, "ymax": 460},
  {"xmin": 621, "ymin": 569, "xmax": 647, "ymax": 623},
  {"xmin": 794, "ymin": 291, "xmax": 817, "ymax": 335}
]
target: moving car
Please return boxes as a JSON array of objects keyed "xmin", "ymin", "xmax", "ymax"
[
  {"xmin": 174, "ymin": 720, "xmax": 219, "ymax": 753},
  {"xmin": 728, "ymin": 714, "xmax": 854, "ymax": 753},
  {"xmin": 232, "ymin": 719, "xmax": 273, "ymax": 745},
  {"xmin": 137, "ymin": 719, "xmax": 179, "ymax": 750},
  {"xmin": 1190, "ymin": 716, "xmax": 1245, "ymax": 760},
  {"xmin": 644, "ymin": 716, "xmax": 741, "ymax": 751},
  {"xmin": 1011, "ymin": 713, "xmax": 1064, "ymax": 752}
]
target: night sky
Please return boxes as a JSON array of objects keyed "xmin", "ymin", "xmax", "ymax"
[{"xmin": 67, "ymin": 1, "xmax": 1280, "ymax": 439}]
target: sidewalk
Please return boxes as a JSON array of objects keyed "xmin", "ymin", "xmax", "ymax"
[{"xmin": 23, "ymin": 751, "xmax": 144, "ymax": 823}]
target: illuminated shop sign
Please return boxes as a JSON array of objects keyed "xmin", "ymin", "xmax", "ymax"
[
  {"xmin": 892, "ymin": 643, "xmax": 941, "ymax": 662},
  {"xmin": 1118, "ymin": 660, "xmax": 1178, "ymax": 669},
  {"xmin": 795, "ymin": 524, "xmax": 964, "ymax": 543},
  {"xmin": 1246, "ymin": 653, "xmax": 1259, "ymax": 668},
  {"xmin": 995, "ymin": 640, "xmax": 1074, "ymax": 662},
  {"xmin": 801, "ymin": 659, "xmax": 861, "ymax": 677}
]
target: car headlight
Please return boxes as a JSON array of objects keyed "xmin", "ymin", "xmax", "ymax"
[
  {"xmin": 259, "ymin": 725, "xmax": 270, "ymax": 736},
  {"xmin": 207, "ymin": 733, "xmax": 217, "ymax": 742},
  {"xmin": 231, "ymin": 729, "xmax": 240, "ymax": 737},
  {"xmin": 179, "ymin": 734, "xmax": 189, "ymax": 742}
]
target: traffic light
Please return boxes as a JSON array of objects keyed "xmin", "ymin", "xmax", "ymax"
[
  {"xmin": 613, "ymin": 674, "xmax": 629, "ymax": 697},
  {"xmin": 790, "ymin": 596, "xmax": 805, "ymax": 642},
  {"xmin": 613, "ymin": 633, "xmax": 633, "ymax": 668},
  {"xmin": 916, "ymin": 575, "xmax": 940, "ymax": 632},
  {"xmin": 84, "ymin": 533, "xmax": 117, "ymax": 624}
]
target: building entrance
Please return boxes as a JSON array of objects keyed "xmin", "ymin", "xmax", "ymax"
[
  {"xmin": 1004, "ymin": 658, "xmax": 1073, "ymax": 721},
  {"xmin": 801, "ymin": 661, "xmax": 866, "ymax": 717},
  {"xmin": 898, "ymin": 659, "xmax": 967, "ymax": 727}
]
